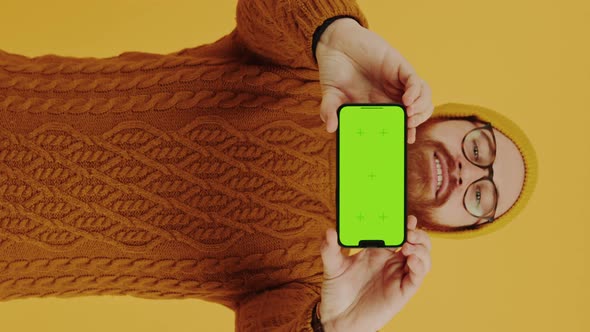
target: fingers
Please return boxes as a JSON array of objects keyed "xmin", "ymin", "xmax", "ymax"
[
  {"xmin": 407, "ymin": 215, "xmax": 417, "ymax": 230},
  {"xmin": 405, "ymin": 80, "xmax": 434, "ymax": 130},
  {"xmin": 400, "ymin": 215, "xmax": 432, "ymax": 290},
  {"xmin": 402, "ymin": 243, "xmax": 431, "ymax": 276},
  {"xmin": 406, "ymin": 80, "xmax": 432, "ymax": 117},
  {"xmin": 407, "ymin": 227, "xmax": 432, "ymax": 252},
  {"xmin": 408, "ymin": 111, "xmax": 431, "ymax": 129},
  {"xmin": 402, "ymin": 73, "xmax": 421, "ymax": 106},
  {"xmin": 407, "ymin": 128, "xmax": 416, "ymax": 144},
  {"xmin": 320, "ymin": 228, "xmax": 347, "ymax": 279},
  {"xmin": 407, "ymin": 96, "xmax": 433, "ymax": 126},
  {"xmin": 396, "ymin": 56, "xmax": 417, "ymax": 90},
  {"xmin": 407, "ymin": 95, "xmax": 434, "ymax": 128},
  {"xmin": 320, "ymin": 89, "xmax": 347, "ymax": 133},
  {"xmin": 401, "ymin": 241, "xmax": 432, "ymax": 290}
]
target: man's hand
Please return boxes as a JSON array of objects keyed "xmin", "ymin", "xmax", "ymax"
[
  {"xmin": 319, "ymin": 216, "xmax": 432, "ymax": 332},
  {"xmin": 316, "ymin": 18, "xmax": 433, "ymax": 144}
]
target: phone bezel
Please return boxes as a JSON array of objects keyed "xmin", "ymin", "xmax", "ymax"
[{"xmin": 336, "ymin": 103, "xmax": 408, "ymax": 248}]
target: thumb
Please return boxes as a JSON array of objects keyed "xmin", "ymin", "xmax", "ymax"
[
  {"xmin": 320, "ymin": 228, "xmax": 346, "ymax": 278},
  {"xmin": 320, "ymin": 88, "xmax": 347, "ymax": 133}
]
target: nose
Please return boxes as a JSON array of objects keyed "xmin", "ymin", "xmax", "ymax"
[
  {"xmin": 455, "ymin": 156, "xmax": 490, "ymax": 186},
  {"xmin": 448, "ymin": 153, "xmax": 488, "ymax": 188}
]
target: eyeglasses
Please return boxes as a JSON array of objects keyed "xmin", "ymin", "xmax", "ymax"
[{"xmin": 460, "ymin": 122, "xmax": 499, "ymax": 223}]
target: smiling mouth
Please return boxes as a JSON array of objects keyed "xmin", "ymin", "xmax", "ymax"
[
  {"xmin": 434, "ymin": 153, "xmax": 443, "ymax": 195},
  {"xmin": 434, "ymin": 149, "xmax": 452, "ymax": 200}
]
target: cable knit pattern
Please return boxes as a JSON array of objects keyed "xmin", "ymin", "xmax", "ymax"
[{"xmin": 0, "ymin": 0, "xmax": 368, "ymax": 331}]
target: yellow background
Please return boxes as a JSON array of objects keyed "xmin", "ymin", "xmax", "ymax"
[{"xmin": 0, "ymin": 0, "xmax": 587, "ymax": 331}]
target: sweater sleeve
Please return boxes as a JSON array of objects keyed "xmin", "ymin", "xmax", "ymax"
[
  {"xmin": 235, "ymin": 282, "xmax": 322, "ymax": 332},
  {"xmin": 235, "ymin": 0, "xmax": 369, "ymax": 69}
]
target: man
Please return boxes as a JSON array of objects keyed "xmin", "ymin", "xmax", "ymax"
[
  {"xmin": 0, "ymin": 0, "xmax": 536, "ymax": 331},
  {"xmin": 314, "ymin": 12, "xmax": 536, "ymax": 332}
]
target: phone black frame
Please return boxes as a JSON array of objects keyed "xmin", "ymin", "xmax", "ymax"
[{"xmin": 336, "ymin": 103, "xmax": 408, "ymax": 248}]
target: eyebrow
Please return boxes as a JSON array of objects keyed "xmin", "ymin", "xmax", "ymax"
[
  {"xmin": 481, "ymin": 128, "xmax": 494, "ymax": 153},
  {"xmin": 470, "ymin": 120, "xmax": 493, "ymax": 148}
]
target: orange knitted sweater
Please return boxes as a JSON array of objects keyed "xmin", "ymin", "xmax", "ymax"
[{"xmin": 0, "ymin": 0, "xmax": 369, "ymax": 331}]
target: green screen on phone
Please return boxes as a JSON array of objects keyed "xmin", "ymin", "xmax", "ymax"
[{"xmin": 337, "ymin": 104, "xmax": 406, "ymax": 247}]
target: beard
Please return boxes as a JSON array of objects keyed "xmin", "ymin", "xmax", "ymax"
[{"xmin": 407, "ymin": 135, "xmax": 451, "ymax": 229}]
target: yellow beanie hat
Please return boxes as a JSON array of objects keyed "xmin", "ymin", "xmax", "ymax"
[{"xmin": 425, "ymin": 103, "xmax": 538, "ymax": 239}]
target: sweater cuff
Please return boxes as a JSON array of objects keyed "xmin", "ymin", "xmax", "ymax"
[
  {"xmin": 311, "ymin": 300, "xmax": 325, "ymax": 331},
  {"xmin": 311, "ymin": 15, "xmax": 361, "ymax": 64}
]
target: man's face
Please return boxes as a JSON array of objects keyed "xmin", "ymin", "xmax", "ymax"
[{"xmin": 407, "ymin": 118, "xmax": 525, "ymax": 230}]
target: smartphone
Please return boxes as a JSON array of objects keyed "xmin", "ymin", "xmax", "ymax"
[{"xmin": 337, "ymin": 103, "xmax": 407, "ymax": 248}]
